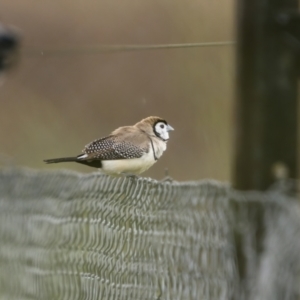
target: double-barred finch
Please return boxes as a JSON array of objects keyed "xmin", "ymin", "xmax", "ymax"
[{"xmin": 44, "ymin": 116, "xmax": 174, "ymax": 175}]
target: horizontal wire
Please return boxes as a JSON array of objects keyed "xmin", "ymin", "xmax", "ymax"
[{"xmin": 22, "ymin": 41, "xmax": 236, "ymax": 57}]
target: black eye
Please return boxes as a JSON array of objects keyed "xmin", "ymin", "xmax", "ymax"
[{"xmin": 160, "ymin": 124, "xmax": 165, "ymax": 129}]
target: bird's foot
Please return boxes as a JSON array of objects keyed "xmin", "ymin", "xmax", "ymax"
[
  {"xmin": 161, "ymin": 176, "xmax": 174, "ymax": 182},
  {"xmin": 161, "ymin": 168, "xmax": 174, "ymax": 182},
  {"xmin": 123, "ymin": 173, "xmax": 140, "ymax": 180}
]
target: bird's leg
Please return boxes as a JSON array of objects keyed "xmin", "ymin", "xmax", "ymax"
[
  {"xmin": 161, "ymin": 168, "xmax": 174, "ymax": 182},
  {"xmin": 123, "ymin": 173, "xmax": 140, "ymax": 180}
]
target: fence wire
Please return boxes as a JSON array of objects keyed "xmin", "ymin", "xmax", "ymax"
[
  {"xmin": 0, "ymin": 168, "xmax": 299, "ymax": 300},
  {"xmin": 22, "ymin": 41, "xmax": 235, "ymax": 57}
]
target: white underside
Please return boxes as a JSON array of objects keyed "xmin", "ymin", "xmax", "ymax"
[
  {"xmin": 102, "ymin": 151, "xmax": 156, "ymax": 175},
  {"xmin": 101, "ymin": 142, "xmax": 166, "ymax": 175}
]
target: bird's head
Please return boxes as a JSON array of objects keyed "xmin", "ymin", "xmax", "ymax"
[{"xmin": 135, "ymin": 116, "xmax": 174, "ymax": 141}]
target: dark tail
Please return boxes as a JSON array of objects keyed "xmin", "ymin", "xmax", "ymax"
[
  {"xmin": 44, "ymin": 157, "xmax": 78, "ymax": 164},
  {"xmin": 44, "ymin": 156, "xmax": 102, "ymax": 168}
]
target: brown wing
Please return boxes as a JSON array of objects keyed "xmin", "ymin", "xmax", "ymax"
[{"xmin": 82, "ymin": 136, "xmax": 146, "ymax": 160}]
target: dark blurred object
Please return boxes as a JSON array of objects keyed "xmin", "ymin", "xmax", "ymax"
[
  {"xmin": 276, "ymin": 10, "xmax": 300, "ymax": 72},
  {"xmin": 234, "ymin": 0, "xmax": 298, "ymax": 191},
  {"xmin": 0, "ymin": 24, "xmax": 20, "ymax": 73},
  {"xmin": 276, "ymin": 11, "xmax": 300, "ymax": 46}
]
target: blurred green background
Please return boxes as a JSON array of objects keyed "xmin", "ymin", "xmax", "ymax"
[{"xmin": 0, "ymin": 0, "xmax": 235, "ymax": 181}]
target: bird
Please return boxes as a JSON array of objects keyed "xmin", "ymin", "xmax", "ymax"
[{"xmin": 44, "ymin": 116, "xmax": 174, "ymax": 175}]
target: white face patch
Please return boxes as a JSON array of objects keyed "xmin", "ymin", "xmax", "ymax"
[{"xmin": 154, "ymin": 122, "xmax": 170, "ymax": 141}]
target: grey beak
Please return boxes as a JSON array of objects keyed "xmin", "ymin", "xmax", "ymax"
[{"xmin": 167, "ymin": 124, "xmax": 174, "ymax": 131}]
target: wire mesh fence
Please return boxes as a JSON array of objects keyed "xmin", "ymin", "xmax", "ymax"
[{"xmin": 0, "ymin": 168, "xmax": 299, "ymax": 300}]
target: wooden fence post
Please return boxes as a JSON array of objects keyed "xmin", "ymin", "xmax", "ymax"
[{"xmin": 234, "ymin": 0, "xmax": 299, "ymax": 190}]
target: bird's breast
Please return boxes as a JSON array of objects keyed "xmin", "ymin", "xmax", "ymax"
[{"xmin": 152, "ymin": 139, "xmax": 167, "ymax": 158}]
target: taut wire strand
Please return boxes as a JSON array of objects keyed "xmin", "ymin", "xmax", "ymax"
[{"xmin": 22, "ymin": 41, "xmax": 236, "ymax": 57}]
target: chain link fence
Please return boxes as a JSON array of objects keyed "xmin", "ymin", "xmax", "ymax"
[{"xmin": 0, "ymin": 168, "xmax": 299, "ymax": 300}]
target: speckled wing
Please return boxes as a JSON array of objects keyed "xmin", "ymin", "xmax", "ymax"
[{"xmin": 82, "ymin": 136, "xmax": 146, "ymax": 160}]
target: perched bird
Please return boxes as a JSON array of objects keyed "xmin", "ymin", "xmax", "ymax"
[{"xmin": 44, "ymin": 116, "xmax": 174, "ymax": 175}]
